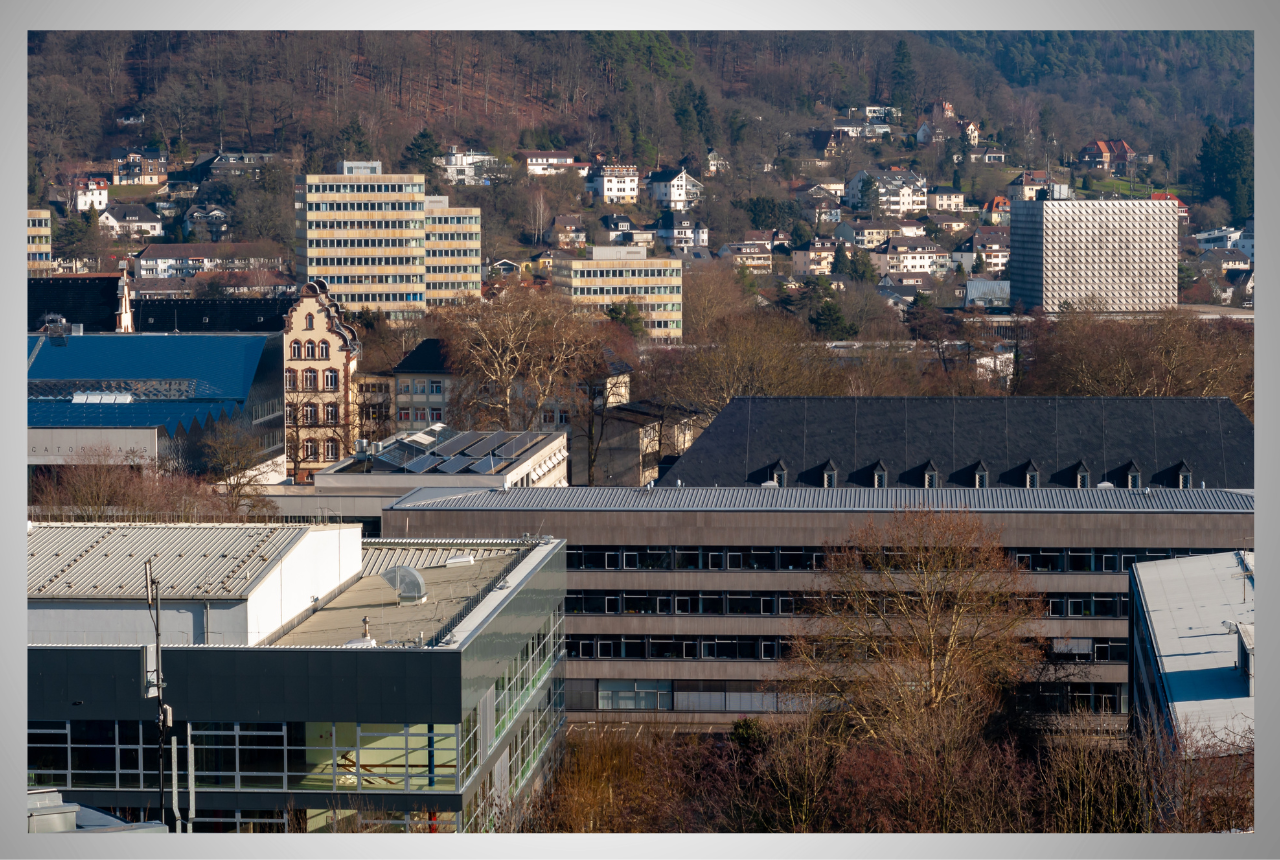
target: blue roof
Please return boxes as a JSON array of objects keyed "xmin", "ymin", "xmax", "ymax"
[
  {"xmin": 27, "ymin": 334, "xmax": 270, "ymax": 401},
  {"xmin": 27, "ymin": 400, "xmax": 243, "ymax": 435}
]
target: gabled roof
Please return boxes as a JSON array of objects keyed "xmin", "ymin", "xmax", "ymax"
[
  {"xmin": 102, "ymin": 204, "xmax": 161, "ymax": 222},
  {"xmin": 656, "ymin": 396, "xmax": 1254, "ymax": 489},
  {"xmin": 28, "ymin": 275, "xmax": 123, "ymax": 333},
  {"xmin": 133, "ymin": 297, "xmax": 294, "ymax": 333},
  {"xmin": 394, "ymin": 338, "xmax": 450, "ymax": 375}
]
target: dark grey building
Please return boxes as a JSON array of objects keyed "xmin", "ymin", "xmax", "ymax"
[
  {"xmin": 133, "ymin": 297, "xmax": 295, "ymax": 333},
  {"xmin": 657, "ymin": 396, "xmax": 1253, "ymax": 490},
  {"xmin": 382, "ymin": 486, "xmax": 1254, "ymax": 728}
]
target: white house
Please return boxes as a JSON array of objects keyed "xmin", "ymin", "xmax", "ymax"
[
  {"xmin": 433, "ymin": 145, "xmax": 499, "ymax": 185},
  {"xmin": 99, "ymin": 204, "xmax": 163, "ymax": 238},
  {"xmin": 843, "ymin": 170, "xmax": 928, "ymax": 218},
  {"xmin": 928, "ymin": 187, "xmax": 965, "ymax": 211},
  {"xmin": 517, "ymin": 150, "xmax": 589, "ymax": 177},
  {"xmin": 864, "ymin": 106, "xmax": 902, "ymax": 123},
  {"xmin": 646, "ymin": 167, "xmax": 703, "ymax": 211},
  {"xmin": 587, "ymin": 164, "xmax": 640, "ymax": 203},
  {"xmin": 705, "ymin": 149, "xmax": 729, "ymax": 175},
  {"xmin": 654, "ymin": 211, "xmax": 707, "ymax": 249},
  {"xmin": 72, "ymin": 178, "xmax": 109, "ymax": 213}
]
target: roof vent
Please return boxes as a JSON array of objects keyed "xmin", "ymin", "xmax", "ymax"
[
  {"xmin": 344, "ymin": 615, "xmax": 377, "ymax": 646},
  {"xmin": 445, "ymin": 555, "xmax": 474, "ymax": 567},
  {"xmin": 1097, "ymin": 481, "xmax": 1115, "ymax": 489},
  {"xmin": 380, "ymin": 565, "xmax": 427, "ymax": 605},
  {"xmin": 761, "ymin": 480, "xmax": 779, "ymax": 488}
]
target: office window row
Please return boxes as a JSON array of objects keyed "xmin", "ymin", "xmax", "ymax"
[{"xmin": 565, "ymin": 634, "xmax": 786, "ymax": 661}]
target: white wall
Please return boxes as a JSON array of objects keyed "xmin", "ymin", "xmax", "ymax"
[{"xmin": 245, "ymin": 524, "xmax": 363, "ymax": 644}]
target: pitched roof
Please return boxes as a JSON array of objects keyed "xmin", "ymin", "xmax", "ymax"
[
  {"xmin": 656, "ymin": 396, "xmax": 1254, "ymax": 489},
  {"xmin": 647, "ymin": 168, "xmax": 687, "ymax": 183},
  {"xmin": 394, "ymin": 338, "xmax": 450, "ymax": 374},
  {"xmin": 102, "ymin": 204, "xmax": 161, "ymax": 222},
  {"xmin": 28, "ymin": 275, "xmax": 123, "ymax": 333},
  {"xmin": 133, "ymin": 297, "xmax": 294, "ymax": 332}
]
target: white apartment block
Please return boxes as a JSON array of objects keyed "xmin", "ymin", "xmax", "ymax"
[
  {"xmin": 73, "ymin": 178, "xmax": 110, "ymax": 213},
  {"xmin": 844, "ymin": 170, "xmax": 928, "ymax": 218},
  {"xmin": 587, "ymin": 165, "xmax": 640, "ymax": 204},
  {"xmin": 433, "ymin": 146, "xmax": 499, "ymax": 185},
  {"xmin": 646, "ymin": 168, "xmax": 703, "ymax": 211},
  {"xmin": 1009, "ymin": 199, "xmax": 1179, "ymax": 313}
]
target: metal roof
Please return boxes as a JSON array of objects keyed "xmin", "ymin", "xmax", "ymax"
[
  {"xmin": 388, "ymin": 486, "xmax": 1255, "ymax": 514},
  {"xmin": 26, "ymin": 400, "xmax": 243, "ymax": 435},
  {"xmin": 27, "ymin": 522, "xmax": 317, "ymax": 599},
  {"xmin": 1132, "ymin": 551, "xmax": 1255, "ymax": 736}
]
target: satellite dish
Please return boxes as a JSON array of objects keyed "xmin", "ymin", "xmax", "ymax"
[{"xmin": 381, "ymin": 565, "xmax": 427, "ymax": 605}]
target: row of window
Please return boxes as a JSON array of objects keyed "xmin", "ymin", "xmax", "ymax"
[
  {"xmin": 399, "ymin": 379, "xmax": 445, "ymax": 395},
  {"xmin": 399, "ymin": 408, "xmax": 443, "ymax": 423},
  {"xmin": 425, "ymin": 281, "xmax": 482, "ymax": 290},
  {"xmin": 426, "ymin": 215, "xmax": 480, "ymax": 225},
  {"xmin": 1045, "ymin": 592, "xmax": 1130, "ymax": 618},
  {"xmin": 586, "ymin": 302, "xmax": 681, "ymax": 313},
  {"xmin": 779, "ymin": 463, "xmax": 1183, "ymax": 490},
  {"xmin": 564, "ymin": 545, "xmax": 1222, "ymax": 573},
  {"xmin": 568, "ymin": 268, "xmax": 680, "ymax": 280},
  {"xmin": 566, "ymin": 635, "xmax": 784, "ymax": 661},
  {"xmin": 427, "ymin": 265, "xmax": 482, "ymax": 274},
  {"xmin": 28, "ymin": 218, "xmax": 51, "ymax": 228},
  {"xmin": 27, "ymin": 252, "xmax": 51, "ymax": 261},
  {"xmin": 334, "ymin": 292, "xmax": 428, "ymax": 303},
  {"xmin": 285, "ymin": 403, "xmax": 342, "ymax": 425},
  {"xmin": 313, "ymin": 256, "xmax": 425, "ymax": 267},
  {"xmin": 427, "ymin": 249, "xmax": 480, "ymax": 258},
  {"xmin": 566, "ymin": 590, "xmax": 795, "ymax": 616},
  {"xmin": 288, "ymin": 438, "xmax": 343, "ymax": 461},
  {"xmin": 572, "ymin": 285, "xmax": 682, "ymax": 296},
  {"xmin": 284, "ymin": 369, "xmax": 340, "ymax": 391},
  {"xmin": 308, "ymin": 238, "xmax": 424, "ymax": 248},
  {"xmin": 643, "ymin": 319, "xmax": 682, "ymax": 329},
  {"xmin": 307, "ymin": 201, "xmax": 425, "ymax": 212},
  {"xmin": 326, "ymin": 278, "xmax": 424, "ymax": 287},
  {"xmin": 306, "ymin": 183, "xmax": 426, "ymax": 194},
  {"xmin": 305, "ymin": 219, "xmax": 425, "ymax": 230},
  {"xmin": 289, "ymin": 340, "xmax": 331, "ymax": 360},
  {"xmin": 426, "ymin": 232, "xmax": 480, "ymax": 241},
  {"xmin": 28, "ymin": 235, "xmax": 51, "ymax": 243}
]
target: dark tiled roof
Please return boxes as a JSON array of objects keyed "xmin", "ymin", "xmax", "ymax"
[
  {"xmin": 657, "ymin": 396, "xmax": 1254, "ymax": 489},
  {"xmin": 27, "ymin": 399, "xmax": 243, "ymax": 435},
  {"xmin": 134, "ymin": 298, "xmax": 293, "ymax": 332},
  {"xmin": 28, "ymin": 275, "xmax": 123, "ymax": 332},
  {"xmin": 394, "ymin": 338, "xmax": 450, "ymax": 374}
]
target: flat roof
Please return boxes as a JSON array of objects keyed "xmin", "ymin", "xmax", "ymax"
[
  {"xmin": 27, "ymin": 522, "xmax": 326, "ymax": 599},
  {"xmin": 272, "ymin": 542, "xmax": 526, "ymax": 647},
  {"xmin": 387, "ymin": 486, "xmax": 1255, "ymax": 514},
  {"xmin": 1133, "ymin": 551, "xmax": 1255, "ymax": 736}
]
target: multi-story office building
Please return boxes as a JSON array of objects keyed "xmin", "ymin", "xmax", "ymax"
[
  {"xmin": 383, "ymin": 486, "xmax": 1253, "ymax": 728},
  {"xmin": 27, "ymin": 209, "xmax": 53, "ymax": 273},
  {"xmin": 27, "ymin": 529, "xmax": 566, "ymax": 833},
  {"xmin": 1008, "ymin": 199, "xmax": 1179, "ymax": 313},
  {"xmin": 551, "ymin": 247, "xmax": 683, "ymax": 343},
  {"xmin": 296, "ymin": 161, "xmax": 429, "ymax": 320},
  {"xmin": 421, "ymin": 197, "xmax": 482, "ymax": 305}
]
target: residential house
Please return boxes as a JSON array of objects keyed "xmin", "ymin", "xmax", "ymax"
[
  {"xmin": 601, "ymin": 214, "xmax": 656, "ymax": 248},
  {"xmin": 533, "ymin": 249, "xmax": 578, "ymax": 273},
  {"xmin": 433, "ymin": 145, "xmax": 499, "ymax": 185},
  {"xmin": 953, "ymin": 225, "xmax": 1011, "ymax": 276},
  {"xmin": 791, "ymin": 239, "xmax": 845, "ymax": 277},
  {"xmin": 863, "ymin": 105, "xmax": 902, "ymax": 123},
  {"xmin": 283, "ymin": 280, "xmax": 360, "ymax": 483},
  {"xmin": 1005, "ymin": 170, "xmax": 1051, "ymax": 201},
  {"xmin": 1192, "ymin": 226, "xmax": 1244, "ymax": 252},
  {"xmin": 744, "ymin": 229, "xmax": 793, "ymax": 252},
  {"xmin": 27, "ymin": 209, "xmax": 53, "ymax": 273},
  {"xmin": 705, "ymin": 149, "xmax": 729, "ymax": 175},
  {"xmin": 979, "ymin": 195, "xmax": 1012, "ymax": 225},
  {"xmin": 516, "ymin": 150, "xmax": 588, "ymax": 177},
  {"xmin": 206, "ymin": 152, "xmax": 279, "ymax": 181},
  {"xmin": 802, "ymin": 197, "xmax": 843, "ymax": 224},
  {"xmin": 1078, "ymin": 139, "xmax": 1135, "ymax": 174},
  {"xmin": 794, "ymin": 182, "xmax": 837, "ymax": 202},
  {"xmin": 388, "ymin": 338, "xmax": 454, "ymax": 432},
  {"xmin": 1151, "ymin": 192, "xmax": 1190, "ymax": 225},
  {"xmin": 895, "ymin": 219, "xmax": 928, "ymax": 238},
  {"xmin": 957, "ymin": 121, "xmax": 980, "ymax": 146},
  {"xmin": 870, "ymin": 235, "xmax": 949, "ymax": 276},
  {"xmin": 491, "ymin": 259, "xmax": 522, "ymax": 277},
  {"xmin": 134, "ymin": 242, "xmax": 287, "ymax": 279},
  {"xmin": 923, "ymin": 214, "xmax": 968, "ymax": 233},
  {"xmin": 928, "ymin": 187, "xmax": 965, "ymax": 211},
  {"xmin": 1238, "ymin": 218, "xmax": 1254, "ymax": 260},
  {"xmin": 916, "ymin": 122, "xmax": 946, "ymax": 146},
  {"xmin": 1225, "ymin": 268, "xmax": 1255, "ymax": 300},
  {"xmin": 545, "ymin": 214, "xmax": 588, "ymax": 249},
  {"xmin": 72, "ymin": 178, "xmax": 109, "ymax": 213},
  {"xmin": 182, "ymin": 204, "xmax": 230, "ymax": 240},
  {"xmin": 968, "ymin": 147, "xmax": 1006, "ymax": 163},
  {"xmin": 654, "ymin": 211, "xmax": 707, "ymax": 249},
  {"xmin": 99, "ymin": 204, "xmax": 163, "ymax": 238},
  {"xmin": 646, "ymin": 167, "xmax": 703, "ymax": 210},
  {"xmin": 570, "ymin": 400, "xmax": 702, "ymax": 487},
  {"xmin": 717, "ymin": 242, "xmax": 773, "ymax": 274},
  {"xmin": 1196, "ymin": 248, "xmax": 1252, "ymax": 273},
  {"xmin": 843, "ymin": 169, "xmax": 928, "ymax": 217},
  {"xmin": 586, "ymin": 164, "xmax": 640, "ymax": 203},
  {"xmin": 109, "ymin": 147, "xmax": 168, "ymax": 185},
  {"xmin": 834, "ymin": 219, "xmax": 902, "ymax": 249},
  {"xmin": 929, "ymin": 100, "xmax": 955, "ymax": 121},
  {"xmin": 877, "ymin": 274, "xmax": 922, "ymax": 312}
]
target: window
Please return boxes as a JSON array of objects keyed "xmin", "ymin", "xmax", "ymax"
[
  {"xmin": 414, "ymin": 408, "xmax": 427, "ymax": 422},
  {"xmin": 305, "ymin": 314, "xmax": 314, "ymax": 330},
  {"xmin": 975, "ymin": 469, "xmax": 988, "ymax": 489},
  {"xmin": 303, "ymin": 369, "xmax": 317, "ymax": 390},
  {"xmin": 324, "ymin": 404, "xmax": 339, "ymax": 424},
  {"xmin": 543, "ymin": 411, "xmax": 556, "ymax": 425},
  {"xmin": 318, "ymin": 341, "xmax": 330, "ymax": 359},
  {"xmin": 414, "ymin": 379, "xmax": 427, "ymax": 394},
  {"xmin": 558, "ymin": 410, "xmax": 570, "ymax": 425},
  {"xmin": 302, "ymin": 404, "xmax": 317, "ymax": 425},
  {"xmin": 290, "ymin": 341, "xmax": 301, "ymax": 359},
  {"xmin": 924, "ymin": 470, "xmax": 938, "ymax": 489},
  {"xmin": 1178, "ymin": 471, "xmax": 1192, "ymax": 489},
  {"xmin": 1076, "ymin": 468, "xmax": 1090, "ymax": 489},
  {"xmin": 303, "ymin": 341, "xmax": 315, "ymax": 360},
  {"xmin": 1127, "ymin": 469, "xmax": 1141, "ymax": 489},
  {"xmin": 324, "ymin": 440, "xmax": 338, "ymax": 461},
  {"xmin": 430, "ymin": 408, "xmax": 443, "ymax": 422},
  {"xmin": 398, "ymin": 409, "xmax": 411, "ymax": 421},
  {"xmin": 823, "ymin": 466, "xmax": 837, "ymax": 488},
  {"xmin": 873, "ymin": 468, "xmax": 887, "ymax": 488},
  {"xmin": 324, "ymin": 370, "xmax": 338, "ymax": 391},
  {"xmin": 429, "ymin": 380, "xmax": 443, "ymax": 395},
  {"xmin": 285, "ymin": 405, "xmax": 295, "ymax": 425},
  {"xmin": 398, "ymin": 381, "xmax": 411, "ymax": 394},
  {"xmin": 285, "ymin": 369, "xmax": 296, "ymax": 390},
  {"xmin": 302, "ymin": 440, "xmax": 317, "ymax": 460}
]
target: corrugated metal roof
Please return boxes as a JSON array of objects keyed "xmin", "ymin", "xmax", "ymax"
[
  {"xmin": 359, "ymin": 543, "xmax": 523, "ymax": 578},
  {"xmin": 388, "ymin": 486, "xmax": 1255, "ymax": 514},
  {"xmin": 27, "ymin": 522, "xmax": 314, "ymax": 599}
]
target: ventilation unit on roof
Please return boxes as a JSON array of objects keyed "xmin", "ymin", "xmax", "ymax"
[
  {"xmin": 445, "ymin": 555, "xmax": 474, "ymax": 567},
  {"xmin": 380, "ymin": 566, "xmax": 427, "ymax": 605}
]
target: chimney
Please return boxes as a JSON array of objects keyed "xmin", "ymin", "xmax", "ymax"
[{"xmin": 362, "ymin": 616, "xmax": 370, "ymax": 639}]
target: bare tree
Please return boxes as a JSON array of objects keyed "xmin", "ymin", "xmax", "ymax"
[{"xmin": 200, "ymin": 421, "xmax": 280, "ymax": 516}]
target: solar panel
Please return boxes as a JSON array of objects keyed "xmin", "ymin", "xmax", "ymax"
[
  {"xmin": 468, "ymin": 455, "xmax": 507, "ymax": 475},
  {"xmin": 436, "ymin": 456, "xmax": 476, "ymax": 474},
  {"xmin": 375, "ymin": 445, "xmax": 417, "ymax": 468},
  {"xmin": 496, "ymin": 431, "xmax": 541, "ymax": 458},
  {"xmin": 463, "ymin": 432, "xmax": 511, "ymax": 458},
  {"xmin": 406, "ymin": 455, "xmax": 443, "ymax": 474},
  {"xmin": 433, "ymin": 430, "xmax": 484, "ymax": 457}
]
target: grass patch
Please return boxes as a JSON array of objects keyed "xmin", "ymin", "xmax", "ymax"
[{"xmin": 108, "ymin": 184, "xmax": 158, "ymax": 200}]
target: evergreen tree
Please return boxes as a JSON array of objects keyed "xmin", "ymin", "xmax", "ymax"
[
  {"xmin": 1081, "ymin": 173, "xmax": 1093, "ymax": 191},
  {"xmin": 954, "ymin": 260, "xmax": 967, "ymax": 280},
  {"xmin": 605, "ymin": 300, "xmax": 646, "ymax": 338},
  {"xmin": 832, "ymin": 242, "xmax": 853, "ymax": 277},
  {"xmin": 811, "ymin": 300, "xmax": 853, "ymax": 340},
  {"xmin": 402, "ymin": 127, "xmax": 444, "ymax": 184},
  {"xmin": 860, "ymin": 175, "xmax": 882, "ymax": 219},
  {"xmin": 852, "ymin": 248, "xmax": 879, "ymax": 283},
  {"xmin": 336, "ymin": 119, "xmax": 373, "ymax": 161},
  {"xmin": 890, "ymin": 39, "xmax": 917, "ymax": 114},
  {"xmin": 952, "ymin": 168, "xmax": 962, "ymax": 190},
  {"xmin": 972, "ymin": 252, "xmax": 985, "ymax": 274}
]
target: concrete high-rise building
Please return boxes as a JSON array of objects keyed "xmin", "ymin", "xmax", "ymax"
[
  {"xmin": 550, "ymin": 246, "xmax": 683, "ymax": 342},
  {"xmin": 422, "ymin": 196, "xmax": 483, "ymax": 305},
  {"xmin": 1008, "ymin": 199, "xmax": 1178, "ymax": 312},
  {"xmin": 27, "ymin": 209, "xmax": 52, "ymax": 273},
  {"xmin": 296, "ymin": 161, "xmax": 429, "ymax": 320}
]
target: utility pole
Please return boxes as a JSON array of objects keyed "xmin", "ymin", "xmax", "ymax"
[{"xmin": 145, "ymin": 561, "xmax": 170, "ymax": 829}]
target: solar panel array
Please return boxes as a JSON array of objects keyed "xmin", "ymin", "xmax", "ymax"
[
  {"xmin": 497, "ymin": 431, "xmax": 541, "ymax": 458},
  {"xmin": 406, "ymin": 454, "xmax": 443, "ymax": 474},
  {"xmin": 433, "ymin": 430, "xmax": 484, "ymax": 457},
  {"xmin": 437, "ymin": 455, "xmax": 476, "ymax": 474},
  {"xmin": 462, "ymin": 432, "xmax": 512, "ymax": 458}
]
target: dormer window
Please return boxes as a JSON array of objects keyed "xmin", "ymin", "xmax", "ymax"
[
  {"xmin": 922, "ymin": 460, "xmax": 939, "ymax": 489},
  {"xmin": 822, "ymin": 461, "xmax": 838, "ymax": 489},
  {"xmin": 974, "ymin": 461, "xmax": 989, "ymax": 489},
  {"xmin": 871, "ymin": 460, "xmax": 888, "ymax": 489},
  {"xmin": 1025, "ymin": 460, "xmax": 1040, "ymax": 489},
  {"xmin": 1076, "ymin": 463, "xmax": 1090, "ymax": 489},
  {"xmin": 1125, "ymin": 463, "xmax": 1141, "ymax": 489},
  {"xmin": 1177, "ymin": 462, "xmax": 1192, "ymax": 489},
  {"xmin": 770, "ymin": 460, "xmax": 788, "ymax": 488}
]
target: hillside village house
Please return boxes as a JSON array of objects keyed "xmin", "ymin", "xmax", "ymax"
[
  {"xmin": 110, "ymin": 147, "xmax": 168, "ymax": 185},
  {"xmin": 646, "ymin": 168, "xmax": 703, "ymax": 210},
  {"xmin": 952, "ymin": 225, "xmax": 1012, "ymax": 276},
  {"xmin": 834, "ymin": 219, "xmax": 902, "ymax": 249},
  {"xmin": 802, "ymin": 197, "xmax": 842, "ymax": 224},
  {"xmin": 1152, "ymin": 192, "xmax": 1190, "ymax": 225},
  {"xmin": 981, "ymin": 195, "xmax": 1012, "ymax": 225},
  {"xmin": 134, "ymin": 242, "xmax": 288, "ymax": 279},
  {"xmin": 923, "ymin": 214, "xmax": 968, "ymax": 233},
  {"xmin": 871, "ymin": 235, "xmax": 949, "ymax": 276},
  {"xmin": 284, "ymin": 280, "xmax": 361, "ymax": 483},
  {"xmin": 99, "ymin": 204, "xmax": 163, "ymax": 238},
  {"xmin": 957, "ymin": 120, "xmax": 980, "ymax": 146},
  {"xmin": 843, "ymin": 169, "xmax": 928, "ymax": 218},
  {"xmin": 1078, "ymin": 139, "xmax": 1135, "ymax": 174},
  {"xmin": 545, "ymin": 215, "xmax": 587, "ymax": 249},
  {"xmin": 1006, "ymin": 170, "xmax": 1051, "ymax": 201},
  {"xmin": 654, "ymin": 211, "xmax": 707, "ymax": 249},
  {"xmin": 705, "ymin": 149, "xmax": 729, "ymax": 175},
  {"xmin": 183, "ymin": 204, "xmax": 230, "ymax": 239},
  {"xmin": 743, "ymin": 229, "xmax": 792, "ymax": 251},
  {"xmin": 716, "ymin": 242, "xmax": 773, "ymax": 274},
  {"xmin": 600, "ymin": 214, "xmax": 656, "ymax": 248},
  {"xmin": 586, "ymin": 164, "xmax": 640, "ymax": 203},
  {"xmin": 927, "ymin": 187, "xmax": 965, "ymax": 211},
  {"xmin": 205, "ymin": 152, "xmax": 279, "ymax": 181},
  {"xmin": 433, "ymin": 145, "xmax": 499, "ymax": 185},
  {"xmin": 517, "ymin": 150, "xmax": 589, "ymax": 177},
  {"xmin": 863, "ymin": 105, "xmax": 901, "ymax": 122},
  {"xmin": 792, "ymin": 239, "xmax": 845, "ymax": 277},
  {"xmin": 969, "ymin": 147, "xmax": 1006, "ymax": 164},
  {"xmin": 72, "ymin": 178, "xmax": 109, "ymax": 213}
]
